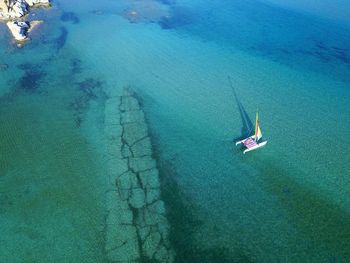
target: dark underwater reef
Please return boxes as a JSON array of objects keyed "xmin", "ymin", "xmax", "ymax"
[
  {"xmin": 15, "ymin": 63, "xmax": 46, "ymax": 93},
  {"xmin": 60, "ymin": 12, "xmax": 80, "ymax": 24}
]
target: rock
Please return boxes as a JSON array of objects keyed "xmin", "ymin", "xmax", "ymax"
[
  {"xmin": 120, "ymin": 96, "xmax": 140, "ymax": 112},
  {"xmin": 108, "ymin": 206, "xmax": 134, "ymax": 226},
  {"xmin": 140, "ymin": 168, "xmax": 160, "ymax": 190},
  {"xmin": 6, "ymin": 19, "xmax": 42, "ymax": 42},
  {"xmin": 105, "ymin": 123, "xmax": 123, "ymax": 140},
  {"xmin": 121, "ymin": 144, "xmax": 132, "ymax": 158},
  {"xmin": 105, "ymin": 139, "xmax": 123, "ymax": 160},
  {"xmin": 143, "ymin": 208, "xmax": 169, "ymax": 238},
  {"xmin": 121, "ymin": 110, "xmax": 145, "ymax": 124},
  {"xmin": 105, "ymin": 192, "xmax": 133, "ymax": 225},
  {"xmin": 106, "ymin": 154, "xmax": 128, "ymax": 173},
  {"xmin": 1, "ymin": 1, "xmax": 50, "ymax": 43},
  {"xmin": 134, "ymin": 209, "xmax": 147, "ymax": 228},
  {"xmin": 123, "ymin": 121, "xmax": 148, "ymax": 146},
  {"xmin": 149, "ymin": 200, "xmax": 166, "ymax": 215},
  {"xmin": 167, "ymin": 250, "xmax": 176, "ymax": 263},
  {"xmin": 157, "ymin": 219, "xmax": 170, "ymax": 241},
  {"xmin": 154, "ymin": 246, "xmax": 171, "ymax": 263},
  {"xmin": 28, "ymin": 19, "xmax": 43, "ymax": 33},
  {"xmin": 116, "ymin": 172, "xmax": 132, "ymax": 200},
  {"xmin": 138, "ymin": 226, "xmax": 151, "ymax": 243},
  {"xmin": 105, "ymin": 224, "xmax": 140, "ymax": 262},
  {"xmin": 104, "ymin": 89, "xmax": 174, "ymax": 262},
  {"xmin": 105, "ymin": 191, "xmax": 140, "ymax": 261},
  {"xmin": 25, "ymin": 0, "xmax": 50, "ymax": 6},
  {"xmin": 143, "ymin": 207, "xmax": 159, "ymax": 226},
  {"xmin": 116, "ymin": 171, "xmax": 139, "ymax": 200},
  {"xmin": 142, "ymin": 230, "xmax": 161, "ymax": 260},
  {"xmin": 131, "ymin": 136, "xmax": 152, "ymax": 157},
  {"xmin": 106, "ymin": 158, "xmax": 129, "ymax": 187},
  {"xmin": 0, "ymin": 0, "xmax": 28, "ymax": 19},
  {"xmin": 129, "ymin": 156, "xmax": 156, "ymax": 173},
  {"xmin": 129, "ymin": 188, "xmax": 146, "ymax": 209},
  {"xmin": 141, "ymin": 168, "xmax": 161, "ymax": 204},
  {"xmin": 12, "ymin": 0, "xmax": 28, "ymax": 16},
  {"xmin": 6, "ymin": 21, "xmax": 29, "ymax": 41},
  {"xmin": 104, "ymin": 116, "xmax": 121, "ymax": 128},
  {"xmin": 146, "ymin": 188, "xmax": 160, "ymax": 204}
]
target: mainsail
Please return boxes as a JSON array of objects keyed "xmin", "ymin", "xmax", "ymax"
[
  {"xmin": 255, "ymin": 111, "xmax": 262, "ymax": 141},
  {"xmin": 235, "ymin": 110, "xmax": 267, "ymax": 154},
  {"xmin": 236, "ymin": 110, "xmax": 267, "ymax": 154}
]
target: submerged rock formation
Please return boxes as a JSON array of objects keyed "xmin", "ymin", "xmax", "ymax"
[
  {"xmin": 104, "ymin": 88, "xmax": 175, "ymax": 262},
  {"xmin": 0, "ymin": 0, "xmax": 50, "ymax": 42}
]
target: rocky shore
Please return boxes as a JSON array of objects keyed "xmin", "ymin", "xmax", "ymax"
[
  {"xmin": 0, "ymin": 0, "xmax": 50, "ymax": 41},
  {"xmin": 104, "ymin": 88, "xmax": 175, "ymax": 262}
]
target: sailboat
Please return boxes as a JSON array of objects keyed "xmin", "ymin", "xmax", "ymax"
[{"xmin": 235, "ymin": 111, "xmax": 267, "ymax": 154}]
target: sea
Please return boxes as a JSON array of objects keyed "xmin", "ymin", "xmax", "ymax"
[{"xmin": 0, "ymin": 0, "xmax": 349, "ymax": 262}]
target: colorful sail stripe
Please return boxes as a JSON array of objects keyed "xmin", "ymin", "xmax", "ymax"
[{"xmin": 254, "ymin": 111, "xmax": 262, "ymax": 141}]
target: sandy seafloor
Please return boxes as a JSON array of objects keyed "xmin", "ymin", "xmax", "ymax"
[{"xmin": 0, "ymin": 0, "xmax": 350, "ymax": 262}]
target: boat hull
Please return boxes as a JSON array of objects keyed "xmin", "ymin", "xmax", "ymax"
[
  {"xmin": 235, "ymin": 135, "xmax": 257, "ymax": 146},
  {"xmin": 243, "ymin": 141, "xmax": 267, "ymax": 154}
]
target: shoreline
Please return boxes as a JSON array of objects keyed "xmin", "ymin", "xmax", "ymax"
[{"xmin": 0, "ymin": 0, "xmax": 50, "ymax": 42}]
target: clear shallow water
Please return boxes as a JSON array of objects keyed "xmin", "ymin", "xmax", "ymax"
[
  {"xmin": 0, "ymin": 9, "xmax": 108, "ymax": 261},
  {"xmin": 1, "ymin": 0, "xmax": 349, "ymax": 262}
]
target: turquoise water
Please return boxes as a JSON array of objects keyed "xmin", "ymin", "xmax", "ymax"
[{"xmin": 1, "ymin": 0, "xmax": 349, "ymax": 261}]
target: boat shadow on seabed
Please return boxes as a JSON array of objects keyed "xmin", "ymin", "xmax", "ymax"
[{"xmin": 227, "ymin": 76, "xmax": 254, "ymax": 143}]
